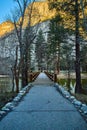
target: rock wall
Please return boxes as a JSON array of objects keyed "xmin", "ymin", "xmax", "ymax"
[
  {"xmin": 0, "ymin": 20, "xmax": 49, "ymax": 74},
  {"xmin": 0, "ymin": 31, "xmax": 18, "ymax": 74}
]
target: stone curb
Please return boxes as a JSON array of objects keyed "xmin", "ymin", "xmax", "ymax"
[
  {"xmin": 0, "ymin": 83, "xmax": 32, "ymax": 120},
  {"xmin": 54, "ymin": 83, "xmax": 87, "ymax": 123}
]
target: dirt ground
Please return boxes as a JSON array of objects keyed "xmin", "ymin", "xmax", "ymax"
[{"xmin": 57, "ymin": 72, "xmax": 87, "ymax": 79}]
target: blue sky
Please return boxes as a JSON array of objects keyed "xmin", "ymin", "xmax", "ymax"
[
  {"xmin": 0, "ymin": 0, "xmax": 37, "ymax": 24},
  {"xmin": 0, "ymin": 0, "xmax": 17, "ymax": 24}
]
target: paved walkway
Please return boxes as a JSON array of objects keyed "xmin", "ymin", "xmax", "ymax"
[
  {"xmin": 32, "ymin": 72, "xmax": 54, "ymax": 85},
  {"xmin": 0, "ymin": 73, "xmax": 87, "ymax": 130}
]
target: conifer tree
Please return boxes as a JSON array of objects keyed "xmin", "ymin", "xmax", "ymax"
[
  {"xmin": 35, "ymin": 29, "xmax": 47, "ymax": 71},
  {"xmin": 48, "ymin": 15, "xmax": 68, "ymax": 74},
  {"xmin": 48, "ymin": 0, "xmax": 87, "ymax": 93}
]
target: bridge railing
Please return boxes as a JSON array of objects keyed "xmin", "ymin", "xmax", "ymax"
[
  {"xmin": 44, "ymin": 71, "xmax": 57, "ymax": 82},
  {"xmin": 29, "ymin": 72, "xmax": 40, "ymax": 82}
]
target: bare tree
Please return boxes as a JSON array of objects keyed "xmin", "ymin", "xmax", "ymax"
[
  {"xmin": 10, "ymin": 0, "xmax": 43, "ymax": 89},
  {"xmin": 9, "ymin": 0, "xmax": 37, "ymax": 89}
]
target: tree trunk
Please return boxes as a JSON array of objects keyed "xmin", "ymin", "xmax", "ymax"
[
  {"xmin": 14, "ymin": 46, "xmax": 19, "ymax": 93},
  {"xmin": 24, "ymin": 49, "xmax": 28, "ymax": 85},
  {"xmin": 14, "ymin": 67, "xmax": 19, "ymax": 93},
  {"xmin": 21, "ymin": 60, "xmax": 27, "ymax": 87},
  {"xmin": 21, "ymin": 47, "xmax": 29, "ymax": 87},
  {"xmin": 21, "ymin": 70, "xmax": 26, "ymax": 87},
  {"xmin": 75, "ymin": 0, "xmax": 82, "ymax": 93},
  {"xmin": 86, "ymin": 64, "xmax": 87, "ymax": 72},
  {"xmin": 11, "ymin": 68, "xmax": 15, "ymax": 92},
  {"xmin": 57, "ymin": 43, "xmax": 60, "ymax": 74},
  {"xmin": 15, "ymin": 73, "xmax": 19, "ymax": 93},
  {"xmin": 67, "ymin": 58, "xmax": 71, "ymax": 92}
]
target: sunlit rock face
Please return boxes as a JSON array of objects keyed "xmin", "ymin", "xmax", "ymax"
[
  {"xmin": 0, "ymin": 1, "xmax": 85, "ymax": 38},
  {"xmin": 33, "ymin": 20, "xmax": 49, "ymax": 41},
  {"xmin": 0, "ymin": 1, "xmax": 54, "ymax": 74},
  {"xmin": 0, "ymin": 1, "xmax": 55, "ymax": 38},
  {"xmin": 0, "ymin": 30, "xmax": 18, "ymax": 74},
  {"xmin": 0, "ymin": 21, "xmax": 14, "ymax": 37},
  {"xmin": 22, "ymin": 1, "xmax": 56, "ymax": 27}
]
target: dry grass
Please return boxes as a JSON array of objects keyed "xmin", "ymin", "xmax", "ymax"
[
  {"xmin": 73, "ymin": 93, "xmax": 87, "ymax": 105},
  {"xmin": 57, "ymin": 72, "xmax": 87, "ymax": 79},
  {"xmin": 0, "ymin": 92, "xmax": 17, "ymax": 109},
  {"xmin": 57, "ymin": 72, "xmax": 87, "ymax": 104}
]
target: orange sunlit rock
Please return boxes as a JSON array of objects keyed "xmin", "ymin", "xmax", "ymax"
[{"xmin": 0, "ymin": 21, "xmax": 14, "ymax": 37}]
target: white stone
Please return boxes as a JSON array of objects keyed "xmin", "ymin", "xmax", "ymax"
[
  {"xmin": 13, "ymin": 97, "xmax": 20, "ymax": 102},
  {"xmin": 70, "ymin": 96, "xmax": 75, "ymax": 101},
  {"xmin": 2, "ymin": 107, "xmax": 10, "ymax": 112},
  {"xmin": 0, "ymin": 111, "xmax": 6, "ymax": 115},
  {"xmin": 74, "ymin": 100, "xmax": 82, "ymax": 106},
  {"xmin": 84, "ymin": 111, "xmax": 87, "ymax": 114},
  {"xmin": 81, "ymin": 106, "xmax": 87, "ymax": 112}
]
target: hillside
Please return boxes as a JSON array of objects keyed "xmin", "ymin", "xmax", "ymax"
[
  {"xmin": 0, "ymin": 21, "xmax": 14, "ymax": 37},
  {"xmin": 23, "ymin": 1, "xmax": 56, "ymax": 27},
  {"xmin": 0, "ymin": 1, "xmax": 56, "ymax": 37},
  {"xmin": 0, "ymin": 1, "xmax": 86, "ymax": 38}
]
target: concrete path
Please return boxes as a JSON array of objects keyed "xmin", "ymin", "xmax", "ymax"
[
  {"xmin": 0, "ymin": 73, "xmax": 87, "ymax": 130},
  {"xmin": 32, "ymin": 72, "xmax": 54, "ymax": 85}
]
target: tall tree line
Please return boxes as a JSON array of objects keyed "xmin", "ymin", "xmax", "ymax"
[
  {"xmin": 48, "ymin": 0, "xmax": 87, "ymax": 93},
  {"xmin": 47, "ymin": 15, "xmax": 68, "ymax": 74},
  {"xmin": 35, "ymin": 29, "xmax": 47, "ymax": 71}
]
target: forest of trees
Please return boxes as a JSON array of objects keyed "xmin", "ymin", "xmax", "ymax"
[
  {"xmin": 48, "ymin": 0, "xmax": 87, "ymax": 93},
  {"xmin": 0, "ymin": 0, "xmax": 87, "ymax": 94}
]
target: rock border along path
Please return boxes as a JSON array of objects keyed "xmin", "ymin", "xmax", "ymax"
[
  {"xmin": 0, "ymin": 84, "xmax": 32, "ymax": 120},
  {"xmin": 55, "ymin": 83, "xmax": 87, "ymax": 123},
  {"xmin": 0, "ymin": 73, "xmax": 87, "ymax": 130}
]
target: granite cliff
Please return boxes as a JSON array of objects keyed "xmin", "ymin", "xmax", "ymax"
[{"xmin": 0, "ymin": 1, "xmax": 56, "ymax": 37}]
